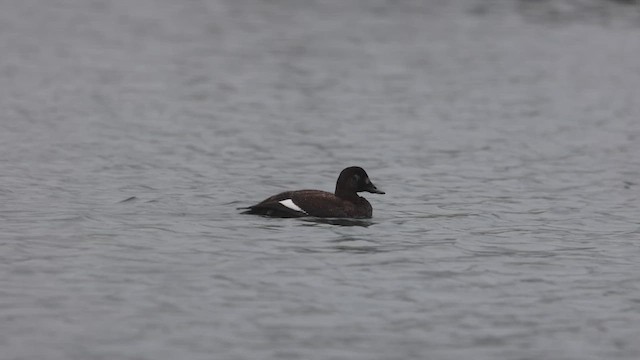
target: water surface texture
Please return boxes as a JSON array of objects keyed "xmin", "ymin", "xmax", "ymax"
[{"xmin": 1, "ymin": 1, "xmax": 640, "ymax": 359}]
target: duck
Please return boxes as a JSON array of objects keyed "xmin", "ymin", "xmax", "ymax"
[{"xmin": 241, "ymin": 166, "xmax": 384, "ymax": 218}]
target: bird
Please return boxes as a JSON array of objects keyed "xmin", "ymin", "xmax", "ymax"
[{"xmin": 241, "ymin": 166, "xmax": 384, "ymax": 218}]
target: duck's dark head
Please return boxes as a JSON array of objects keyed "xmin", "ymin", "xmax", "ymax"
[{"xmin": 335, "ymin": 166, "xmax": 385, "ymax": 198}]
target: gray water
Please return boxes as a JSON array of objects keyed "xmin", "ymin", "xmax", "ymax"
[{"xmin": 1, "ymin": 0, "xmax": 640, "ymax": 359}]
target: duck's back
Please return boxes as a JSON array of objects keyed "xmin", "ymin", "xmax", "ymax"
[{"xmin": 242, "ymin": 190, "xmax": 372, "ymax": 218}]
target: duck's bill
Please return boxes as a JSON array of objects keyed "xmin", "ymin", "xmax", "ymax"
[{"xmin": 365, "ymin": 182, "xmax": 385, "ymax": 194}]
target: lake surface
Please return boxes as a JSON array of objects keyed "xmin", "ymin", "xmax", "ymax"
[{"xmin": 1, "ymin": 0, "xmax": 640, "ymax": 359}]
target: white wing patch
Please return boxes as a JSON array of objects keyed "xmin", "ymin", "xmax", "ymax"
[{"xmin": 278, "ymin": 199, "xmax": 306, "ymax": 214}]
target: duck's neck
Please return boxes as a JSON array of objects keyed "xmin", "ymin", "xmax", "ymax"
[{"xmin": 335, "ymin": 188, "xmax": 360, "ymax": 202}]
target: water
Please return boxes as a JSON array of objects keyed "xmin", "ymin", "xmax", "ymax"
[{"xmin": 1, "ymin": 0, "xmax": 640, "ymax": 359}]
